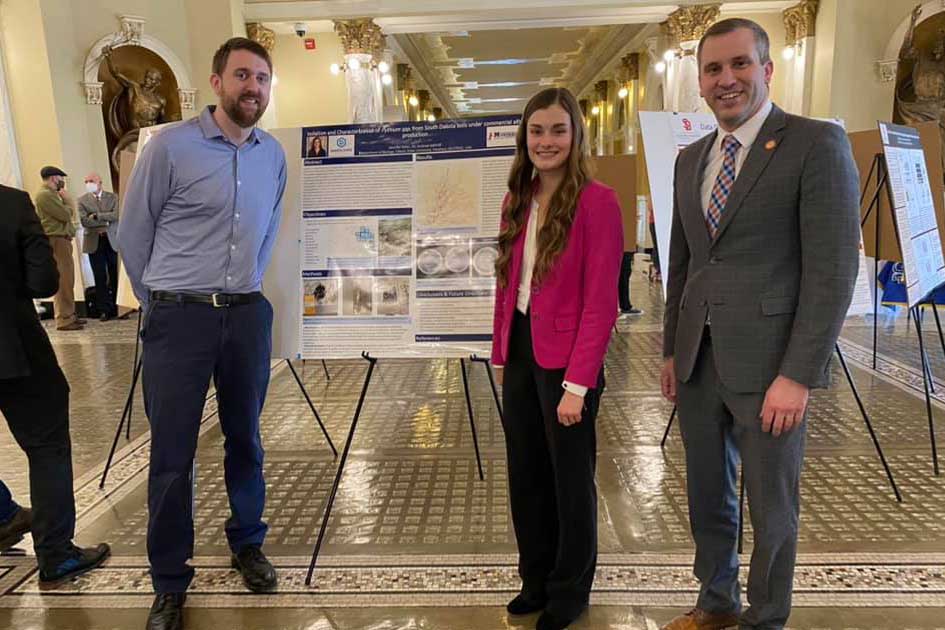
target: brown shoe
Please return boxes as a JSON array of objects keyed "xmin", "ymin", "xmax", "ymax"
[
  {"xmin": 56, "ymin": 321, "xmax": 84, "ymax": 331},
  {"xmin": 661, "ymin": 608, "xmax": 739, "ymax": 630}
]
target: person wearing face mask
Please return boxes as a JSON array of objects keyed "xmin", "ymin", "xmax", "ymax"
[
  {"xmin": 77, "ymin": 173, "xmax": 120, "ymax": 321},
  {"xmin": 491, "ymin": 87, "xmax": 623, "ymax": 630},
  {"xmin": 120, "ymin": 37, "xmax": 285, "ymax": 630},
  {"xmin": 34, "ymin": 166, "xmax": 83, "ymax": 331}
]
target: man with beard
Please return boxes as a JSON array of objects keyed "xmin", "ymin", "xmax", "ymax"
[{"xmin": 119, "ymin": 37, "xmax": 286, "ymax": 630}]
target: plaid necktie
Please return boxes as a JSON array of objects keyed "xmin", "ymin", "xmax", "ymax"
[{"xmin": 706, "ymin": 134, "xmax": 741, "ymax": 238}]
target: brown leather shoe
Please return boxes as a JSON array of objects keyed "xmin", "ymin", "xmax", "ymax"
[
  {"xmin": 56, "ymin": 321, "xmax": 84, "ymax": 331},
  {"xmin": 661, "ymin": 608, "xmax": 739, "ymax": 630}
]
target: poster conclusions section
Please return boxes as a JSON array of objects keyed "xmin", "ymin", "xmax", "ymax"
[{"xmin": 298, "ymin": 116, "xmax": 519, "ymax": 358}]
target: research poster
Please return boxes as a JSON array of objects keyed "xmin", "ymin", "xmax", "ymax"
[
  {"xmin": 879, "ymin": 121, "xmax": 945, "ymax": 308},
  {"xmin": 297, "ymin": 116, "xmax": 520, "ymax": 358}
]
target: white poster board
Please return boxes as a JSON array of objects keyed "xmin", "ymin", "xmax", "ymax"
[
  {"xmin": 638, "ymin": 111, "xmax": 717, "ymax": 298},
  {"xmin": 879, "ymin": 121, "xmax": 945, "ymax": 308},
  {"xmin": 270, "ymin": 116, "xmax": 520, "ymax": 359}
]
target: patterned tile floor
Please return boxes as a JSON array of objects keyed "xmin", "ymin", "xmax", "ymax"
[{"xmin": 1, "ymin": 263, "xmax": 945, "ymax": 628}]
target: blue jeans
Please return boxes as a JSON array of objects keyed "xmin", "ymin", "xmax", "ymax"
[{"xmin": 0, "ymin": 480, "xmax": 19, "ymax": 524}]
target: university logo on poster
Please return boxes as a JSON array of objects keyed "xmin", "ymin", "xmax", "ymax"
[
  {"xmin": 485, "ymin": 125, "xmax": 517, "ymax": 148},
  {"xmin": 329, "ymin": 134, "xmax": 356, "ymax": 157}
]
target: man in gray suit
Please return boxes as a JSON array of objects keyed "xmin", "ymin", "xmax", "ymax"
[
  {"xmin": 659, "ymin": 18, "xmax": 859, "ymax": 630},
  {"xmin": 78, "ymin": 173, "xmax": 119, "ymax": 321}
]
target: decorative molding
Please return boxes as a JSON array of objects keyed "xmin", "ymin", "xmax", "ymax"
[
  {"xmin": 595, "ymin": 79, "xmax": 609, "ymax": 102},
  {"xmin": 568, "ymin": 23, "xmax": 659, "ymax": 104},
  {"xmin": 664, "ymin": 4, "xmax": 721, "ymax": 45},
  {"xmin": 119, "ymin": 15, "xmax": 145, "ymax": 45},
  {"xmin": 334, "ymin": 18, "xmax": 385, "ymax": 58},
  {"xmin": 388, "ymin": 33, "xmax": 460, "ymax": 119},
  {"xmin": 618, "ymin": 53, "xmax": 640, "ymax": 82},
  {"xmin": 783, "ymin": 0, "xmax": 818, "ymax": 45},
  {"xmin": 246, "ymin": 23, "xmax": 276, "ymax": 53},
  {"xmin": 83, "ymin": 16, "xmax": 194, "ymax": 105},
  {"xmin": 876, "ymin": 59, "xmax": 899, "ymax": 83},
  {"xmin": 83, "ymin": 81, "xmax": 104, "ymax": 105},
  {"xmin": 396, "ymin": 63, "xmax": 412, "ymax": 90},
  {"xmin": 178, "ymin": 88, "xmax": 197, "ymax": 110}
]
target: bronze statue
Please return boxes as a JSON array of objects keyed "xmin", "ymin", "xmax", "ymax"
[
  {"xmin": 101, "ymin": 45, "xmax": 169, "ymax": 173},
  {"xmin": 896, "ymin": 5, "xmax": 945, "ymax": 169}
]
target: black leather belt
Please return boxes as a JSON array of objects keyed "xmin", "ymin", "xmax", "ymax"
[{"xmin": 150, "ymin": 291, "xmax": 263, "ymax": 308}]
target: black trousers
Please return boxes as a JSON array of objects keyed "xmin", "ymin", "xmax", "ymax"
[
  {"xmin": 501, "ymin": 310, "xmax": 603, "ymax": 615},
  {"xmin": 89, "ymin": 234, "xmax": 118, "ymax": 316},
  {"xmin": 142, "ymin": 298, "xmax": 273, "ymax": 593},
  {"xmin": 618, "ymin": 251, "xmax": 633, "ymax": 311},
  {"xmin": 0, "ymin": 316, "xmax": 75, "ymax": 570}
]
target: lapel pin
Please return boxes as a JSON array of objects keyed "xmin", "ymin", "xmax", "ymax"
[{"xmin": 765, "ymin": 139, "xmax": 777, "ymax": 150}]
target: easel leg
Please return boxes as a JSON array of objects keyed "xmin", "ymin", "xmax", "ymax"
[
  {"xmin": 737, "ymin": 472, "xmax": 745, "ymax": 555},
  {"xmin": 835, "ymin": 344, "xmax": 902, "ymax": 502},
  {"xmin": 285, "ymin": 359, "xmax": 338, "ymax": 457},
  {"xmin": 126, "ymin": 309, "xmax": 142, "ymax": 440},
  {"xmin": 660, "ymin": 406, "xmax": 677, "ymax": 449},
  {"xmin": 100, "ymin": 355, "xmax": 143, "ymax": 489},
  {"xmin": 322, "ymin": 359, "xmax": 331, "ymax": 382},
  {"xmin": 912, "ymin": 307, "xmax": 940, "ymax": 475},
  {"xmin": 916, "ymin": 308, "xmax": 936, "ymax": 393},
  {"xmin": 459, "ymin": 358, "xmax": 485, "ymax": 482},
  {"xmin": 470, "ymin": 355, "xmax": 503, "ymax": 423},
  {"xmin": 305, "ymin": 352, "xmax": 377, "ymax": 586}
]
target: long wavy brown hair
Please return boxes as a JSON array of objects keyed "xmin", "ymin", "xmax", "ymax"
[{"xmin": 495, "ymin": 87, "xmax": 593, "ymax": 289}]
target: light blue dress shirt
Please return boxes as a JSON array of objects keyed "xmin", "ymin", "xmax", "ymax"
[{"xmin": 119, "ymin": 105, "xmax": 287, "ymax": 305}]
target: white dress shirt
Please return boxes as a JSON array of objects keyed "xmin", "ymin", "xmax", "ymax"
[{"xmin": 700, "ymin": 100, "xmax": 773, "ymax": 216}]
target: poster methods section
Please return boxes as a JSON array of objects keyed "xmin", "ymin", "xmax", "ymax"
[
  {"xmin": 880, "ymin": 121, "xmax": 945, "ymax": 308},
  {"xmin": 298, "ymin": 116, "xmax": 519, "ymax": 358}
]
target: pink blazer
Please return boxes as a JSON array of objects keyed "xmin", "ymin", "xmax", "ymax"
[{"xmin": 491, "ymin": 179, "xmax": 624, "ymax": 388}]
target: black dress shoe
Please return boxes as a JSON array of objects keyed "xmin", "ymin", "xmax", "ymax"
[
  {"xmin": 507, "ymin": 593, "xmax": 547, "ymax": 615},
  {"xmin": 38, "ymin": 543, "xmax": 111, "ymax": 584},
  {"xmin": 536, "ymin": 605, "xmax": 587, "ymax": 630},
  {"xmin": 231, "ymin": 545, "xmax": 277, "ymax": 592},
  {"xmin": 99, "ymin": 312, "xmax": 112, "ymax": 322},
  {"xmin": 146, "ymin": 592, "xmax": 186, "ymax": 630},
  {"xmin": 0, "ymin": 507, "xmax": 31, "ymax": 551}
]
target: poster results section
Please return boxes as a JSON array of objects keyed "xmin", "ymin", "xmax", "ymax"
[
  {"xmin": 298, "ymin": 116, "xmax": 518, "ymax": 359},
  {"xmin": 880, "ymin": 121, "xmax": 945, "ymax": 308}
]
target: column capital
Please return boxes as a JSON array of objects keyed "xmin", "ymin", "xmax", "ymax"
[
  {"xmin": 333, "ymin": 18, "xmax": 385, "ymax": 58},
  {"xmin": 246, "ymin": 23, "xmax": 275, "ymax": 53},
  {"xmin": 663, "ymin": 4, "xmax": 721, "ymax": 45},
  {"xmin": 783, "ymin": 0, "xmax": 819, "ymax": 45},
  {"xmin": 618, "ymin": 53, "xmax": 640, "ymax": 83}
]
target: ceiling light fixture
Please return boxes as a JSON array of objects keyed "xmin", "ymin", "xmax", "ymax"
[
  {"xmin": 782, "ymin": 45, "xmax": 796, "ymax": 60},
  {"xmin": 663, "ymin": 49, "xmax": 676, "ymax": 62},
  {"xmin": 654, "ymin": 61, "xmax": 666, "ymax": 74},
  {"xmin": 409, "ymin": 95, "xmax": 419, "ymax": 107},
  {"xmin": 591, "ymin": 105, "xmax": 600, "ymax": 116},
  {"xmin": 617, "ymin": 86, "xmax": 629, "ymax": 99},
  {"xmin": 381, "ymin": 73, "xmax": 393, "ymax": 86}
]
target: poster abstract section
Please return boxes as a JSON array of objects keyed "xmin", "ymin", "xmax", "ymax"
[{"xmin": 298, "ymin": 116, "xmax": 520, "ymax": 358}]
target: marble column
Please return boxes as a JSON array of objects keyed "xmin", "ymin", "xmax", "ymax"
[
  {"xmin": 246, "ymin": 22, "xmax": 277, "ymax": 130},
  {"xmin": 334, "ymin": 18, "xmax": 385, "ymax": 124},
  {"xmin": 781, "ymin": 0, "xmax": 819, "ymax": 115},
  {"xmin": 662, "ymin": 4, "xmax": 719, "ymax": 113}
]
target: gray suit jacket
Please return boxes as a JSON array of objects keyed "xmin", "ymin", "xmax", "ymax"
[
  {"xmin": 78, "ymin": 191, "xmax": 119, "ymax": 254},
  {"xmin": 662, "ymin": 105, "xmax": 860, "ymax": 393}
]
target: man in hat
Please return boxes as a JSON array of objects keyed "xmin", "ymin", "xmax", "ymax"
[{"xmin": 34, "ymin": 166, "xmax": 83, "ymax": 330}]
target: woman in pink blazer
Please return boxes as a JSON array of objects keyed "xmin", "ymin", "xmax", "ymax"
[{"xmin": 491, "ymin": 87, "xmax": 623, "ymax": 630}]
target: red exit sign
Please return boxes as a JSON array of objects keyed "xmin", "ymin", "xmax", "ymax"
[{"xmin": 304, "ymin": 38, "xmax": 316, "ymax": 50}]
